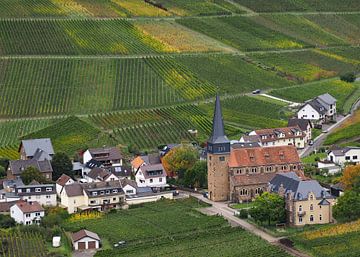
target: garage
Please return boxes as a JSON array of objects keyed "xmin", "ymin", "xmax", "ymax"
[{"xmin": 71, "ymin": 229, "xmax": 101, "ymax": 251}]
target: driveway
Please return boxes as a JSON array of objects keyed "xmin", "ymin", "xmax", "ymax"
[{"xmin": 72, "ymin": 250, "xmax": 97, "ymax": 257}]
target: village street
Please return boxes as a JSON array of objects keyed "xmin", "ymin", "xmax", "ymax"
[{"xmin": 187, "ymin": 192, "xmax": 310, "ymax": 257}]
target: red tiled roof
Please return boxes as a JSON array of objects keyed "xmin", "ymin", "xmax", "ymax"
[
  {"xmin": 131, "ymin": 156, "xmax": 144, "ymax": 170},
  {"xmin": 254, "ymin": 126, "xmax": 303, "ymax": 143},
  {"xmin": 56, "ymin": 174, "xmax": 72, "ymax": 186},
  {"xmin": 229, "ymin": 145, "xmax": 300, "ymax": 168},
  {"xmin": 72, "ymin": 229, "xmax": 100, "ymax": 242},
  {"xmin": 15, "ymin": 200, "xmax": 44, "ymax": 213}
]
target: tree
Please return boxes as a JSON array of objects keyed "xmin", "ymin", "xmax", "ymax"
[
  {"xmin": 162, "ymin": 144, "xmax": 198, "ymax": 178},
  {"xmin": 0, "ymin": 214, "xmax": 15, "ymax": 228},
  {"xmin": 51, "ymin": 152, "xmax": 73, "ymax": 181},
  {"xmin": 184, "ymin": 161, "xmax": 207, "ymax": 188},
  {"xmin": 340, "ymin": 72, "xmax": 356, "ymax": 83},
  {"xmin": 0, "ymin": 166, "xmax": 6, "ymax": 178},
  {"xmin": 341, "ymin": 164, "xmax": 360, "ymax": 191},
  {"xmin": 20, "ymin": 166, "xmax": 47, "ymax": 185},
  {"xmin": 333, "ymin": 190, "xmax": 360, "ymax": 222},
  {"xmin": 249, "ymin": 192, "xmax": 286, "ymax": 226}
]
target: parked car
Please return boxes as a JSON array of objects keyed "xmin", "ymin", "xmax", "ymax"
[
  {"xmin": 202, "ymin": 192, "xmax": 208, "ymax": 198},
  {"xmin": 252, "ymin": 89, "xmax": 261, "ymax": 94},
  {"xmin": 308, "ymin": 140, "xmax": 314, "ymax": 146}
]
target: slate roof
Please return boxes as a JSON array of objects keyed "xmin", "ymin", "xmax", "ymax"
[
  {"xmin": 82, "ymin": 181, "xmax": 124, "ymax": 197},
  {"xmin": 139, "ymin": 164, "xmax": 166, "ymax": 179},
  {"xmin": 269, "ymin": 172, "xmax": 332, "ymax": 201},
  {"xmin": 15, "ymin": 200, "xmax": 44, "ymax": 213},
  {"xmin": 228, "ymin": 145, "xmax": 301, "ymax": 168},
  {"xmin": 88, "ymin": 147, "xmax": 122, "ymax": 161},
  {"xmin": 64, "ymin": 183, "xmax": 83, "ymax": 197},
  {"xmin": 288, "ymin": 118, "xmax": 313, "ymax": 131},
  {"xmin": 317, "ymin": 93, "xmax": 337, "ymax": 106},
  {"xmin": 120, "ymin": 178, "xmax": 138, "ymax": 189},
  {"xmin": 9, "ymin": 159, "xmax": 53, "ymax": 175},
  {"xmin": 20, "ymin": 138, "xmax": 54, "ymax": 158},
  {"xmin": 328, "ymin": 147, "xmax": 360, "ymax": 156},
  {"xmin": 72, "ymin": 229, "xmax": 100, "ymax": 242},
  {"xmin": 208, "ymin": 95, "xmax": 229, "ymax": 144},
  {"xmin": 56, "ymin": 174, "xmax": 72, "ymax": 187},
  {"xmin": 87, "ymin": 167, "xmax": 111, "ymax": 181},
  {"xmin": 108, "ymin": 166, "xmax": 132, "ymax": 177},
  {"xmin": 131, "ymin": 153, "xmax": 161, "ymax": 169},
  {"xmin": 3, "ymin": 179, "xmax": 24, "ymax": 189},
  {"xmin": 307, "ymin": 99, "xmax": 327, "ymax": 114}
]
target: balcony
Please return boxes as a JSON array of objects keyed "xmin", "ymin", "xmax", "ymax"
[{"xmin": 298, "ymin": 211, "xmax": 306, "ymax": 217}]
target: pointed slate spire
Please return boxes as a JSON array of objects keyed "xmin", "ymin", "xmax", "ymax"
[{"xmin": 208, "ymin": 95, "xmax": 229, "ymax": 144}]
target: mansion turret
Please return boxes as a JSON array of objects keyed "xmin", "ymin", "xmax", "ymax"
[{"xmin": 207, "ymin": 96, "xmax": 305, "ymax": 202}]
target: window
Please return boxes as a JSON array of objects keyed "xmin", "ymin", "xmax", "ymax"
[
  {"xmin": 159, "ymin": 178, "xmax": 163, "ymax": 182},
  {"xmin": 310, "ymin": 204, "xmax": 313, "ymax": 211},
  {"xmin": 150, "ymin": 179, "xmax": 153, "ymax": 183},
  {"xmin": 299, "ymin": 205, "xmax": 302, "ymax": 212},
  {"xmin": 26, "ymin": 214, "xmax": 31, "ymax": 218},
  {"xmin": 266, "ymin": 166, "xmax": 272, "ymax": 172},
  {"xmin": 92, "ymin": 192, "xmax": 98, "ymax": 196},
  {"xmin": 319, "ymin": 214, "xmax": 322, "ymax": 221},
  {"xmin": 35, "ymin": 188, "xmax": 41, "ymax": 192},
  {"xmin": 17, "ymin": 189, "xmax": 22, "ymax": 193},
  {"xmin": 209, "ymin": 156, "xmax": 212, "ymax": 161},
  {"xmin": 310, "ymin": 215, "xmax": 314, "ymax": 222},
  {"xmin": 26, "ymin": 221, "xmax": 31, "ymax": 225},
  {"xmin": 26, "ymin": 189, "xmax": 31, "ymax": 193},
  {"xmin": 239, "ymin": 189, "xmax": 248, "ymax": 196},
  {"xmin": 353, "ymin": 156, "xmax": 358, "ymax": 160},
  {"xmin": 90, "ymin": 200, "xmax": 96, "ymax": 204},
  {"xmin": 112, "ymin": 189, "xmax": 118, "ymax": 193},
  {"xmin": 46, "ymin": 195, "xmax": 51, "ymax": 199},
  {"xmin": 299, "ymin": 217, "xmax": 303, "ymax": 223},
  {"xmin": 35, "ymin": 212, "xmax": 41, "ymax": 217},
  {"xmin": 100, "ymin": 191, "xmax": 104, "ymax": 195},
  {"xmin": 310, "ymin": 195, "xmax": 314, "ymax": 201},
  {"xmin": 219, "ymin": 156, "xmax": 225, "ymax": 162},
  {"xmin": 251, "ymin": 168, "xmax": 257, "ymax": 173},
  {"xmin": 345, "ymin": 156, "xmax": 351, "ymax": 160},
  {"xmin": 126, "ymin": 190, "xmax": 134, "ymax": 194},
  {"xmin": 106, "ymin": 190, "xmax": 110, "ymax": 194},
  {"xmin": 46, "ymin": 187, "xmax": 52, "ymax": 192}
]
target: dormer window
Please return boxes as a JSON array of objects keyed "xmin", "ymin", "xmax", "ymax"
[
  {"xmin": 35, "ymin": 188, "xmax": 41, "ymax": 192},
  {"xmin": 92, "ymin": 192, "xmax": 97, "ymax": 196},
  {"xmin": 46, "ymin": 187, "xmax": 52, "ymax": 192}
]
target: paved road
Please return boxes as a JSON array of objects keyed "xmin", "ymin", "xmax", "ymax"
[{"xmin": 188, "ymin": 192, "xmax": 310, "ymax": 257}]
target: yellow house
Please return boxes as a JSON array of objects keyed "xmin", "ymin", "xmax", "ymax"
[{"xmin": 269, "ymin": 172, "xmax": 335, "ymax": 226}]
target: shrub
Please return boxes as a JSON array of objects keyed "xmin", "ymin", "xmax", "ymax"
[
  {"xmin": 340, "ymin": 72, "xmax": 356, "ymax": 83},
  {"xmin": 239, "ymin": 209, "xmax": 249, "ymax": 219}
]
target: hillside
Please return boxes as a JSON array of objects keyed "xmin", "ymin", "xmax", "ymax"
[{"xmin": 0, "ymin": 0, "xmax": 359, "ymax": 158}]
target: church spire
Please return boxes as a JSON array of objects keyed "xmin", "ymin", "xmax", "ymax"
[{"xmin": 208, "ymin": 95, "xmax": 229, "ymax": 145}]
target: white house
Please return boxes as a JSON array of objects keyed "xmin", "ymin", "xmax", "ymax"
[
  {"xmin": 288, "ymin": 118, "xmax": 313, "ymax": 143},
  {"xmin": 120, "ymin": 178, "xmax": 138, "ymax": 196},
  {"xmin": 72, "ymin": 229, "xmax": 100, "ymax": 250},
  {"xmin": 327, "ymin": 147, "xmax": 360, "ymax": 166},
  {"xmin": 10, "ymin": 200, "xmax": 45, "ymax": 225},
  {"xmin": 297, "ymin": 93, "xmax": 337, "ymax": 123},
  {"xmin": 317, "ymin": 160, "xmax": 341, "ymax": 175},
  {"xmin": 135, "ymin": 164, "xmax": 167, "ymax": 188},
  {"xmin": 15, "ymin": 183, "xmax": 57, "ymax": 207},
  {"xmin": 56, "ymin": 174, "xmax": 75, "ymax": 196},
  {"xmin": 84, "ymin": 167, "xmax": 119, "ymax": 183},
  {"xmin": 83, "ymin": 147, "xmax": 122, "ymax": 168}
]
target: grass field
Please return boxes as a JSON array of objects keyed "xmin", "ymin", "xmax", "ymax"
[
  {"xmin": 251, "ymin": 50, "xmax": 358, "ymax": 82},
  {"xmin": 325, "ymin": 110, "xmax": 360, "ymax": 145},
  {"xmin": 233, "ymin": 0, "xmax": 360, "ymax": 12},
  {"xmin": 177, "ymin": 16, "xmax": 306, "ymax": 52},
  {"xmin": 62, "ymin": 198, "xmax": 291, "ymax": 257},
  {"xmin": 0, "ymin": 19, "xmax": 172, "ymax": 55},
  {"xmin": 292, "ymin": 219, "xmax": 360, "ymax": 257},
  {"xmin": 134, "ymin": 20, "xmax": 233, "ymax": 53},
  {"xmin": 270, "ymin": 80, "xmax": 359, "ymax": 114}
]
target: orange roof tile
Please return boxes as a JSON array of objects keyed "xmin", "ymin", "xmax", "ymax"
[{"xmin": 131, "ymin": 156, "xmax": 144, "ymax": 170}]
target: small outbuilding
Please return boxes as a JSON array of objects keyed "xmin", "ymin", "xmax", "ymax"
[{"xmin": 72, "ymin": 229, "xmax": 100, "ymax": 250}]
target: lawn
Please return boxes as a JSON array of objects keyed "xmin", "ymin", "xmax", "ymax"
[
  {"xmin": 291, "ymin": 219, "xmax": 360, "ymax": 257},
  {"xmin": 177, "ymin": 16, "xmax": 306, "ymax": 52},
  {"xmin": 301, "ymin": 152, "xmax": 327, "ymax": 164},
  {"xmin": 269, "ymin": 79, "xmax": 358, "ymax": 114},
  {"xmin": 62, "ymin": 198, "xmax": 291, "ymax": 257}
]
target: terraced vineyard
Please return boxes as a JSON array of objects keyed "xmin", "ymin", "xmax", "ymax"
[{"xmin": 270, "ymin": 80, "xmax": 359, "ymax": 114}]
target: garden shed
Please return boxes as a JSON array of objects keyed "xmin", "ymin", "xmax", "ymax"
[{"xmin": 72, "ymin": 229, "xmax": 100, "ymax": 250}]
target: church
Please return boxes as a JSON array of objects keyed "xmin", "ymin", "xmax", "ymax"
[{"xmin": 207, "ymin": 95, "xmax": 305, "ymax": 202}]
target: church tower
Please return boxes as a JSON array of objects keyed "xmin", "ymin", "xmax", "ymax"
[{"xmin": 207, "ymin": 95, "xmax": 230, "ymax": 201}]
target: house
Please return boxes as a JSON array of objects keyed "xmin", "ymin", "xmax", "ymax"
[
  {"xmin": 288, "ymin": 118, "xmax": 313, "ymax": 142},
  {"xmin": 7, "ymin": 159, "xmax": 53, "ymax": 181},
  {"xmin": 241, "ymin": 126, "xmax": 305, "ymax": 149},
  {"xmin": 120, "ymin": 178, "xmax": 138, "ymax": 196},
  {"xmin": 327, "ymin": 146, "xmax": 360, "ymax": 166},
  {"xmin": 317, "ymin": 160, "xmax": 341, "ymax": 175},
  {"xmin": 83, "ymin": 147, "xmax": 122, "ymax": 168},
  {"xmin": 82, "ymin": 159, "xmax": 102, "ymax": 177},
  {"xmin": 10, "ymin": 200, "xmax": 45, "ymax": 225},
  {"xmin": 131, "ymin": 153, "xmax": 161, "ymax": 173},
  {"xmin": 135, "ymin": 164, "xmax": 167, "ymax": 188},
  {"xmin": 207, "ymin": 95, "xmax": 305, "ymax": 202},
  {"xmin": 60, "ymin": 181, "xmax": 125, "ymax": 214},
  {"xmin": 56, "ymin": 174, "xmax": 75, "ymax": 196},
  {"xmin": 85, "ymin": 167, "xmax": 118, "ymax": 183},
  {"xmin": 72, "ymin": 229, "xmax": 100, "ymax": 250},
  {"xmin": 19, "ymin": 138, "xmax": 54, "ymax": 160},
  {"xmin": 108, "ymin": 166, "xmax": 132, "ymax": 180},
  {"xmin": 297, "ymin": 93, "xmax": 337, "ymax": 123},
  {"xmin": 15, "ymin": 182, "xmax": 57, "ymax": 206},
  {"xmin": 60, "ymin": 183, "xmax": 86, "ymax": 214},
  {"xmin": 0, "ymin": 179, "xmax": 21, "ymax": 203},
  {"xmin": 268, "ymin": 172, "xmax": 335, "ymax": 226}
]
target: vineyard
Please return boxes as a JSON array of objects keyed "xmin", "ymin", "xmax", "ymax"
[
  {"xmin": 251, "ymin": 50, "xmax": 358, "ymax": 82},
  {"xmin": 233, "ymin": 0, "xmax": 360, "ymax": 12},
  {"xmin": 177, "ymin": 16, "xmax": 306, "ymax": 52},
  {"xmin": 269, "ymin": 80, "xmax": 359, "ymax": 114},
  {"xmin": 0, "ymin": 230, "xmax": 47, "ymax": 257},
  {"xmin": 62, "ymin": 198, "xmax": 291, "ymax": 257},
  {"xmin": 291, "ymin": 219, "xmax": 360, "ymax": 257}
]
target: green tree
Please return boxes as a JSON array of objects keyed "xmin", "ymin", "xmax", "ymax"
[
  {"xmin": 51, "ymin": 152, "xmax": 73, "ymax": 181},
  {"xmin": 184, "ymin": 161, "xmax": 207, "ymax": 188},
  {"xmin": 340, "ymin": 72, "xmax": 356, "ymax": 83},
  {"xmin": 333, "ymin": 190, "xmax": 360, "ymax": 222},
  {"xmin": 249, "ymin": 192, "xmax": 286, "ymax": 226},
  {"xmin": 0, "ymin": 166, "xmax": 6, "ymax": 178},
  {"xmin": 20, "ymin": 166, "xmax": 47, "ymax": 185},
  {"xmin": 162, "ymin": 144, "xmax": 198, "ymax": 178},
  {"xmin": 0, "ymin": 214, "xmax": 15, "ymax": 228}
]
